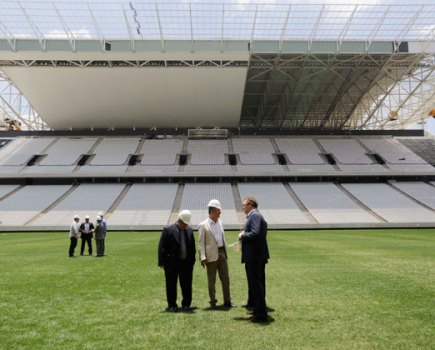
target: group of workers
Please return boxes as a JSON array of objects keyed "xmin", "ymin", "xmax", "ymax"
[
  {"xmin": 66, "ymin": 196, "xmax": 269, "ymax": 323},
  {"xmin": 68, "ymin": 212, "xmax": 107, "ymax": 258}
]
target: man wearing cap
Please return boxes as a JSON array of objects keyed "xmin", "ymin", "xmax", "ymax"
[
  {"xmin": 158, "ymin": 210, "xmax": 196, "ymax": 312},
  {"xmin": 69, "ymin": 215, "xmax": 80, "ymax": 258},
  {"xmin": 79, "ymin": 215, "xmax": 94, "ymax": 256},
  {"xmin": 198, "ymin": 199, "xmax": 235, "ymax": 309},
  {"xmin": 94, "ymin": 215, "xmax": 105, "ymax": 257}
]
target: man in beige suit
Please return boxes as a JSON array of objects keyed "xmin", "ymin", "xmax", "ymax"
[{"xmin": 198, "ymin": 199, "xmax": 235, "ymax": 309}]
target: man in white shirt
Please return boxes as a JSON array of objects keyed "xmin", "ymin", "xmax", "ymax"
[
  {"xmin": 198, "ymin": 199, "xmax": 235, "ymax": 309},
  {"xmin": 69, "ymin": 215, "xmax": 80, "ymax": 258}
]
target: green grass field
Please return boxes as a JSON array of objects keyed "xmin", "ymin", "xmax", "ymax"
[{"xmin": 0, "ymin": 229, "xmax": 434, "ymax": 350}]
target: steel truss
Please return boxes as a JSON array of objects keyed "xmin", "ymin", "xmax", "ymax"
[
  {"xmin": 240, "ymin": 51, "xmax": 434, "ymax": 131},
  {"xmin": 0, "ymin": 70, "xmax": 49, "ymax": 130},
  {"xmin": 0, "ymin": 53, "xmax": 433, "ymax": 131},
  {"xmin": 0, "ymin": 60, "xmax": 248, "ymax": 68},
  {"xmin": 346, "ymin": 55, "xmax": 435, "ymax": 130}
]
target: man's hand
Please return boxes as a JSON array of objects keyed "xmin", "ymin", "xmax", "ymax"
[
  {"xmin": 201, "ymin": 260, "xmax": 207, "ymax": 268},
  {"xmin": 238, "ymin": 231, "xmax": 244, "ymax": 240}
]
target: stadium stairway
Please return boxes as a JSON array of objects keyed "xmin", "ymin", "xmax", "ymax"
[{"xmin": 168, "ymin": 183, "xmax": 185, "ymax": 224}]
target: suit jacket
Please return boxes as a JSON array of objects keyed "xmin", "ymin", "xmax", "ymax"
[
  {"xmin": 241, "ymin": 210, "xmax": 269, "ymax": 265},
  {"xmin": 79, "ymin": 222, "xmax": 95, "ymax": 238},
  {"xmin": 158, "ymin": 223, "xmax": 196, "ymax": 267},
  {"xmin": 198, "ymin": 218, "xmax": 227, "ymax": 263},
  {"xmin": 94, "ymin": 223, "xmax": 105, "ymax": 240}
]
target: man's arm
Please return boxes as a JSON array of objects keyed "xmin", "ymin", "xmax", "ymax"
[
  {"xmin": 189, "ymin": 228, "xmax": 196, "ymax": 265},
  {"xmin": 157, "ymin": 227, "xmax": 168, "ymax": 267},
  {"xmin": 198, "ymin": 224, "xmax": 207, "ymax": 267},
  {"xmin": 241, "ymin": 214, "xmax": 261, "ymax": 242}
]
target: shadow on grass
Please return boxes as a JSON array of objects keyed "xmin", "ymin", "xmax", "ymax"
[
  {"xmin": 160, "ymin": 306, "xmax": 199, "ymax": 314},
  {"xmin": 242, "ymin": 306, "xmax": 275, "ymax": 312},
  {"xmin": 233, "ymin": 315, "xmax": 275, "ymax": 325},
  {"xmin": 202, "ymin": 305, "xmax": 233, "ymax": 312},
  {"xmin": 180, "ymin": 306, "xmax": 198, "ymax": 314}
]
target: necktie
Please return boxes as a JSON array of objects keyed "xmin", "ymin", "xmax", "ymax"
[{"xmin": 179, "ymin": 230, "xmax": 187, "ymax": 260}]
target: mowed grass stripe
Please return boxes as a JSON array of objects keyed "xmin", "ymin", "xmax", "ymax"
[{"xmin": 0, "ymin": 229, "xmax": 434, "ymax": 350}]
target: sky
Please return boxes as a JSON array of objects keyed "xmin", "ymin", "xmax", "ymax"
[{"xmin": 422, "ymin": 117, "xmax": 435, "ymax": 136}]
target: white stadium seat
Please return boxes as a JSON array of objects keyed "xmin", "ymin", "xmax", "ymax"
[
  {"xmin": 290, "ymin": 183, "xmax": 380, "ymax": 224},
  {"xmin": 342, "ymin": 183, "xmax": 435, "ymax": 223},
  {"xmin": 109, "ymin": 183, "xmax": 178, "ymax": 226},
  {"xmin": 180, "ymin": 183, "xmax": 240, "ymax": 226},
  {"xmin": 238, "ymin": 183, "xmax": 311, "ymax": 224}
]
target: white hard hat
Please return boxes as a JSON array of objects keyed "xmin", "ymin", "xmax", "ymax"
[
  {"xmin": 97, "ymin": 212, "xmax": 104, "ymax": 216},
  {"xmin": 207, "ymin": 199, "xmax": 221, "ymax": 210},
  {"xmin": 74, "ymin": 215, "xmax": 79, "ymax": 220},
  {"xmin": 178, "ymin": 210, "xmax": 192, "ymax": 225},
  {"xmin": 85, "ymin": 215, "xmax": 90, "ymax": 220},
  {"xmin": 96, "ymin": 215, "xmax": 102, "ymax": 221}
]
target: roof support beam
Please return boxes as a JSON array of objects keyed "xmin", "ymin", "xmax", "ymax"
[
  {"xmin": 53, "ymin": 4, "xmax": 76, "ymax": 52},
  {"xmin": 88, "ymin": 5, "xmax": 105, "ymax": 51},
  {"xmin": 155, "ymin": 4, "xmax": 165, "ymax": 53},
  {"xmin": 18, "ymin": 1, "xmax": 45, "ymax": 51}
]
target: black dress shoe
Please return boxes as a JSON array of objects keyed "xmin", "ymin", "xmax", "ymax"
[
  {"xmin": 182, "ymin": 306, "xmax": 192, "ymax": 311},
  {"xmin": 242, "ymin": 304, "xmax": 254, "ymax": 310},
  {"xmin": 166, "ymin": 306, "xmax": 178, "ymax": 312}
]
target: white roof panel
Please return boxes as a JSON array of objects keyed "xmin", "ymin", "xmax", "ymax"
[{"xmin": 3, "ymin": 66, "xmax": 247, "ymax": 129}]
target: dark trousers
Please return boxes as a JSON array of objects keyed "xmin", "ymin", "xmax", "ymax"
[
  {"xmin": 164, "ymin": 259, "xmax": 193, "ymax": 308},
  {"xmin": 96, "ymin": 239, "xmax": 104, "ymax": 256},
  {"xmin": 69, "ymin": 237, "xmax": 77, "ymax": 257},
  {"xmin": 245, "ymin": 263, "xmax": 266, "ymax": 307},
  {"xmin": 80, "ymin": 236, "xmax": 93, "ymax": 255},
  {"xmin": 245, "ymin": 264, "xmax": 254, "ymax": 307},
  {"xmin": 245, "ymin": 261, "xmax": 267, "ymax": 319}
]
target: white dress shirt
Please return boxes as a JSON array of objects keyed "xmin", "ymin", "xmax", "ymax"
[{"xmin": 209, "ymin": 218, "xmax": 224, "ymax": 248}]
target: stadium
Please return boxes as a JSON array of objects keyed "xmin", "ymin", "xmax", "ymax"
[{"xmin": 0, "ymin": 1, "xmax": 434, "ymax": 349}]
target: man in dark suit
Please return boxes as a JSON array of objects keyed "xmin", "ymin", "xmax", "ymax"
[
  {"xmin": 238, "ymin": 196, "xmax": 269, "ymax": 323},
  {"xmin": 158, "ymin": 210, "xmax": 196, "ymax": 312},
  {"xmin": 79, "ymin": 215, "xmax": 94, "ymax": 256}
]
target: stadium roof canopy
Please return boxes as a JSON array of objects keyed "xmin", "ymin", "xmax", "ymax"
[{"xmin": 0, "ymin": 1, "xmax": 434, "ymax": 131}]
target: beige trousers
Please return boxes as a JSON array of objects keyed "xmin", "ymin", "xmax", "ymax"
[{"xmin": 206, "ymin": 248, "xmax": 231, "ymax": 305}]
